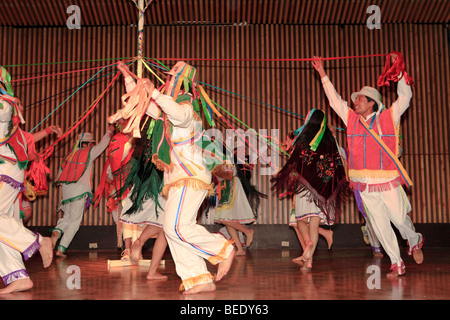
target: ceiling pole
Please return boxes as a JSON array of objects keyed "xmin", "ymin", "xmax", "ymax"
[{"xmin": 137, "ymin": 0, "xmax": 145, "ymax": 78}]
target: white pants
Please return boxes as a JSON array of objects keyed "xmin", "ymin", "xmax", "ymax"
[
  {"xmin": 0, "ymin": 215, "xmax": 40, "ymax": 285},
  {"xmin": 360, "ymin": 186, "xmax": 420, "ymax": 267},
  {"xmin": 363, "ymin": 214, "xmax": 382, "ymax": 252},
  {"xmin": 54, "ymin": 197, "xmax": 87, "ymax": 252},
  {"xmin": 163, "ymin": 186, "xmax": 233, "ymax": 291}
]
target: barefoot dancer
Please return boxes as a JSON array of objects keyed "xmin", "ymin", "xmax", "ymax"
[
  {"xmin": 114, "ymin": 61, "xmax": 234, "ymax": 294},
  {"xmin": 111, "ymin": 109, "xmax": 168, "ymax": 281},
  {"xmin": 312, "ymin": 52, "xmax": 424, "ymax": 278},
  {"xmin": 0, "ymin": 68, "xmax": 53, "ymax": 293},
  {"xmin": 272, "ymin": 109, "xmax": 349, "ymax": 269},
  {"xmin": 281, "ymin": 131, "xmax": 334, "ymax": 265}
]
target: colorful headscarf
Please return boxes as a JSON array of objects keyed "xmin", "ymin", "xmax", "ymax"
[
  {"xmin": 292, "ymin": 108, "xmax": 327, "ymax": 151},
  {"xmin": 150, "ymin": 61, "xmax": 225, "ymax": 172},
  {"xmin": 0, "ymin": 66, "xmax": 14, "ymax": 97}
]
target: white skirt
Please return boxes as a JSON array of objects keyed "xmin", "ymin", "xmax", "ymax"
[
  {"xmin": 120, "ymin": 193, "xmax": 166, "ymax": 228},
  {"xmin": 214, "ymin": 176, "xmax": 255, "ymax": 225},
  {"xmin": 292, "ymin": 192, "xmax": 334, "ymax": 226}
]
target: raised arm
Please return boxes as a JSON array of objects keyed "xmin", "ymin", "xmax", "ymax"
[
  {"xmin": 311, "ymin": 56, "xmax": 350, "ymax": 125},
  {"xmin": 89, "ymin": 125, "xmax": 115, "ymax": 160},
  {"xmin": 149, "ymin": 91, "xmax": 193, "ymax": 128},
  {"xmin": 387, "ymin": 53, "xmax": 413, "ymax": 124}
]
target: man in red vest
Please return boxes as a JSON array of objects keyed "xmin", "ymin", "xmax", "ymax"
[
  {"xmin": 312, "ymin": 53, "xmax": 423, "ymax": 278},
  {"xmin": 51, "ymin": 127, "xmax": 114, "ymax": 257}
]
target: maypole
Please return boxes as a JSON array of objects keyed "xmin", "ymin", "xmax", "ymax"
[
  {"xmin": 133, "ymin": 0, "xmax": 154, "ymax": 78},
  {"xmin": 136, "ymin": 0, "xmax": 145, "ymax": 78}
]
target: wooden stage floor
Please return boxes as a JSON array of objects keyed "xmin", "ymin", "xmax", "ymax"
[{"xmin": 1, "ymin": 247, "xmax": 449, "ymax": 301}]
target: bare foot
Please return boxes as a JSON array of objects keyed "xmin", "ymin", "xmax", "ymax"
[
  {"xmin": 216, "ymin": 248, "xmax": 235, "ymax": 281},
  {"xmin": 120, "ymin": 249, "xmax": 130, "ymax": 262},
  {"xmin": 235, "ymin": 249, "xmax": 246, "ymax": 256},
  {"xmin": 292, "ymin": 257, "xmax": 304, "ymax": 267},
  {"xmin": 39, "ymin": 237, "xmax": 53, "ymax": 268},
  {"xmin": 302, "ymin": 241, "xmax": 313, "ymax": 261},
  {"xmin": 301, "ymin": 257, "xmax": 313, "ymax": 270},
  {"xmin": 130, "ymin": 239, "xmax": 143, "ymax": 265},
  {"xmin": 413, "ymin": 248, "xmax": 424, "ymax": 264},
  {"xmin": 146, "ymin": 271, "xmax": 168, "ymax": 281},
  {"xmin": 183, "ymin": 282, "xmax": 216, "ymax": 295},
  {"xmin": 55, "ymin": 250, "xmax": 67, "ymax": 258},
  {"xmin": 51, "ymin": 230, "xmax": 60, "ymax": 249},
  {"xmin": 245, "ymin": 229, "xmax": 254, "ymax": 248},
  {"xmin": 0, "ymin": 278, "xmax": 33, "ymax": 294}
]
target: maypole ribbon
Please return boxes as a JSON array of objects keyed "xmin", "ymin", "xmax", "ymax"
[
  {"xmin": 39, "ymin": 71, "xmax": 121, "ymax": 160},
  {"xmin": 137, "ymin": 54, "xmax": 388, "ymax": 166},
  {"xmin": 29, "ymin": 59, "xmax": 135, "ymax": 133},
  {"xmin": 150, "ymin": 53, "xmax": 387, "ymax": 63}
]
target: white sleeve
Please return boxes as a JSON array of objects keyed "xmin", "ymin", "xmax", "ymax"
[
  {"xmin": 89, "ymin": 131, "xmax": 113, "ymax": 160},
  {"xmin": 148, "ymin": 90, "xmax": 193, "ymax": 128},
  {"xmin": 321, "ymin": 76, "xmax": 350, "ymax": 126},
  {"xmin": 390, "ymin": 76, "xmax": 413, "ymax": 125}
]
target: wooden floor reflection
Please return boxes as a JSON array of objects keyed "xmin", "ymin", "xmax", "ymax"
[{"xmin": 1, "ymin": 247, "xmax": 449, "ymax": 300}]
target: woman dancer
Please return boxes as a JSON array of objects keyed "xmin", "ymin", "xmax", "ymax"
[{"xmin": 272, "ymin": 109, "xmax": 348, "ymax": 269}]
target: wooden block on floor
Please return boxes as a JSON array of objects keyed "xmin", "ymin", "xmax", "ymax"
[{"xmin": 107, "ymin": 259, "xmax": 165, "ymax": 268}]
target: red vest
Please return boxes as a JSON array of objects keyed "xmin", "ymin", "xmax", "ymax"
[
  {"xmin": 347, "ymin": 109, "xmax": 400, "ymax": 181},
  {"xmin": 0, "ymin": 125, "xmax": 28, "ymax": 169},
  {"xmin": 108, "ymin": 132, "xmax": 134, "ymax": 200},
  {"xmin": 56, "ymin": 148, "xmax": 92, "ymax": 184}
]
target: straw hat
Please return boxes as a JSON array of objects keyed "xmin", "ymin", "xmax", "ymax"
[{"xmin": 77, "ymin": 132, "xmax": 96, "ymax": 143}]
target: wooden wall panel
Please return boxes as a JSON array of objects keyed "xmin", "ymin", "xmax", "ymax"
[{"xmin": 1, "ymin": 23, "xmax": 448, "ymax": 227}]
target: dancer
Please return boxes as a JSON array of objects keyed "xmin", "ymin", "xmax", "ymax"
[
  {"xmin": 312, "ymin": 52, "xmax": 424, "ymax": 278},
  {"xmin": 114, "ymin": 61, "xmax": 234, "ymax": 295},
  {"xmin": 0, "ymin": 69, "xmax": 53, "ymax": 293},
  {"xmin": 213, "ymin": 153, "xmax": 265, "ymax": 256},
  {"xmin": 113, "ymin": 115, "xmax": 168, "ymax": 280},
  {"xmin": 96, "ymin": 117, "xmax": 137, "ymax": 261},
  {"xmin": 272, "ymin": 109, "xmax": 349, "ymax": 269},
  {"xmin": 281, "ymin": 130, "xmax": 334, "ymax": 264},
  {"xmin": 51, "ymin": 127, "xmax": 114, "ymax": 257}
]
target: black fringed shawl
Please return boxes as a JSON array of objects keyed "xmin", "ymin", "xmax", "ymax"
[{"xmin": 271, "ymin": 139, "xmax": 348, "ymax": 223}]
